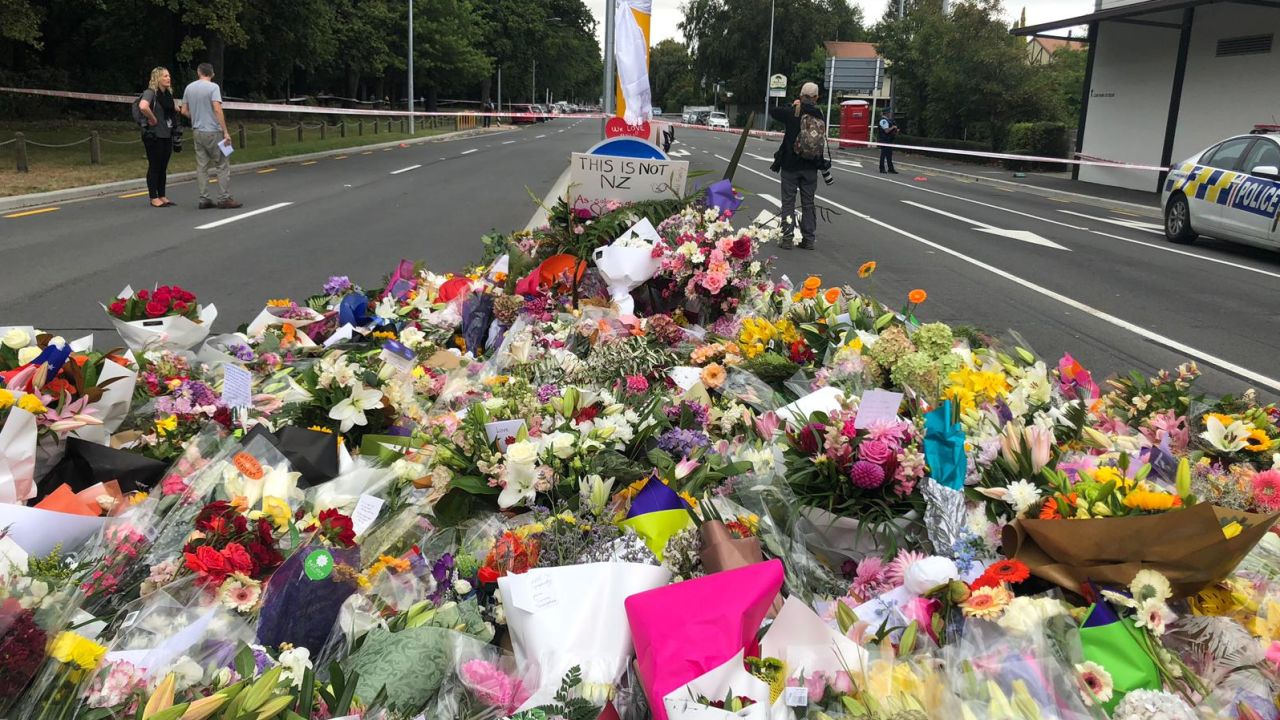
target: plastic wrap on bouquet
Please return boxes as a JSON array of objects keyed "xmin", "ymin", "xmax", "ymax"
[
  {"xmin": 99, "ymin": 585, "xmax": 252, "ymax": 679},
  {"xmin": 1004, "ymin": 504, "xmax": 1280, "ymax": 597},
  {"xmin": 626, "ymin": 559, "xmax": 784, "ymax": 720},
  {"xmin": 69, "ymin": 357, "xmax": 139, "ymax": 444},
  {"xmin": 498, "ymin": 561, "xmax": 672, "ymax": 710},
  {"xmin": 921, "ymin": 477, "xmax": 968, "ymax": 555},
  {"xmin": 593, "ymin": 219, "xmax": 663, "ymax": 316},
  {"xmin": 244, "ymin": 424, "xmax": 341, "ymax": 488},
  {"xmin": 109, "ymin": 303, "xmax": 217, "ymax": 353},
  {"xmin": 662, "ymin": 649, "xmax": 787, "ymax": 720},
  {"xmin": 40, "ymin": 436, "xmax": 167, "ymax": 497},
  {"xmin": 343, "ymin": 626, "xmax": 494, "ymax": 713},
  {"xmin": 195, "ymin": 332, "xmax": 254, "ymax": 367},
  {"xmin": 257, "ymin": 544, "xmax": 362, "ymax": 653},
  {"xmin": 759, "ymin": 596, "xmax": 869, "ymax": 677},
  {"xmin": 245, "ymin": 304, "xmax": 326, "ymax": 339},
  {"xmin": 799, "ymin": 506, "xmax": 923, "ymax": 566},
  {"xmin": 1077, "ymin": 602, "xmax": 1161, "ymax": 712},
  {"xmin": 619, "ymin": 475, "xmax": 692, "ymax": 561},
  {"xmin": 0, "ymin": 407, "xmax": 36, "ymax": 504}
]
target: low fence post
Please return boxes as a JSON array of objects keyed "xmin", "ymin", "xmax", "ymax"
[
  {"xmin": 357, "ymin": 119, "xmax": 363, "ymax": 136},
  {"xmin": 373, "ymin": 118, "xmax": 379, "ymax": 135},
  {"xmin": 270, "ymin": 123, "xmax": 278, "ymax": 146},
  {"xmin": 296, "ymin": 124, "xmax": 304, "ymax": 143},
  {"xmin": 339, "ymin": 122, "xmax": 346, "ymax": 138},
  {"xmin": 401, "ymin": 117, "xmax": 407, "ymax": 133},
  {"xmin": 14, "ymin": 132, "xmax": 28, "ymax": 172},
  {"xmin": 238, "ymin": 124, "xmax": 246, "ymax": 148},
  {"xmin": 89, "ymin": 131, "xmax": 101, "ymax": 165},
  {"xmin": 320, "ymin": 122, "xmax": 327, "ymax": 140}
]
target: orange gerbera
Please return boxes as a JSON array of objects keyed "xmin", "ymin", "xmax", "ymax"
[
  {"xmin": 857, "ymin": 261, "xmax": 877, "ymax": 278},
  {"xmin": 824, "ymin": 288, "xmax": 842, "ymax": 304},
  {"xmin": 802, "ymin": 276, "xmax": 822, "ymax": 290},
  {"xmin": 908, "ymin": 289, "xmax": 927, "ymax": 304},
  {"xmin": 701, "ymin": 363, "xmax": 727, "ymax": 389}
]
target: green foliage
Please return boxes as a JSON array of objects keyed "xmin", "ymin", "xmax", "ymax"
[
  {"xmin": 650, "ymin": 40, "xmax": 703, "ymax": 111},
  {"xmin": 0, "ymin": 0, "xmax": 44, "ymax": 47},
  {"xmin": 1003, "ymin": 121, "xmax": 1069, "ymax": 170},
  {"xmin": 510, "ymin": 666, "xmax": 600, "ymax": 720}
]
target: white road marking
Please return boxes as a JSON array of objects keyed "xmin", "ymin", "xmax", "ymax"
[
  {"xmin": 759, "ymin": 193, "xmax": 781, "ymax": 206},
  {"xmin": 389, "ymin": 164, "xmax": 421, "ymax": 175},
  {"xmin": 1088, "ymin": 229, "xmax": 1280, "ymax": 280},
  {"xmin": 536, "ymin": 134, "xmax": 547, "ymax": 139},
  {"xmin": 461, "ymin": 149, "xmax": 478, "ymax": 155},
  {"xmin": 832, "ymin": 159, "xmax": 863, "ymax": 168},
  {"xmin": 668, "ymin": 149, "xmax": 692, "ymax": 157},
  {"xmin": 747, "ymin": 153, "xmax": 773, "ymax": 162},
  {"xmin": 1058, "ymin": 209, "xmax": 1164, "ymax": 235},
  {"xmin": 725, "ymin": 157, "xmax": 1280, "ymax": 392},
  {"xmin": 903, "ymin": 200, "xmax": 1071, "ymax": 250},
  {"xmin": 195, "ymin": 202, "xmax": 292, "ymax": 230},
  {"xmin": 502, "ymin": 140, "xmax": 516, "ymax": 144}
]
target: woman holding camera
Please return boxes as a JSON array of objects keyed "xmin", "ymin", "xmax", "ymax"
[{"xmin": 138, "ymin": 67, "xmax": 178, "ymax": 207}]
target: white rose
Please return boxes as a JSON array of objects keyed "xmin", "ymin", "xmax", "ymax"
[
  {"xmin": 903, "ymin": 556, "xmax": 960, "ymax": 595},
  {"xmin": 547, "ymin": 432, "xmax": 576, "ymax": 459},
  {"xmin": 400, "ymin": 326, "xmax": 427, "ymax": 350},
  {"xmin": 16, "ymin": 347, "xmax": 40, "ymax": 365},
  {"xmin": 453, "ymin": 579, "xmax": 473, "ymax": 595},
  {"xmin": 505, "ymin": 440, "xmax": 539, "ymax": 467},
  {"xmin": 482, "ymin": 397, "xmax": 506, "ymax": 412},
  {"xmin": 2, "ymin": 328, "xmax": 30, "ymax": 349}
]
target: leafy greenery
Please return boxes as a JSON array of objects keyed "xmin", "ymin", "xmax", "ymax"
[{"xmin": 510, "ymin": 666, "xmax": 601, "ymax": 720}]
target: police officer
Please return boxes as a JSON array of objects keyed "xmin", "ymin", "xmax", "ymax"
[{"xmin": 878, "ymin": 108, "xmax": 899, "ymax": 174}]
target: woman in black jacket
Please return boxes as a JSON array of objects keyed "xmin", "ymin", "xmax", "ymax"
[
  {"xmin": 138, "ymin": 67, "xmax": 178, "ymax": 207},
  {"xmin": 769, "ymin": 82, "xmax": 826, "ymax": 249}
]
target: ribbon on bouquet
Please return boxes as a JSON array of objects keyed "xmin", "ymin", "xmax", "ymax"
[{"xmin": 614, "ymin": 0, "xmax": 653, "ymax": 126}]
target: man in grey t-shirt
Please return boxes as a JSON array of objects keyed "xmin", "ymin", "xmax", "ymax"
[{"xmin": 181, "ymin": 63, "xmax": 242, "ymax": 209}]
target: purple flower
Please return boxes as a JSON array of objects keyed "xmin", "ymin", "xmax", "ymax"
[
  {"xmin": 323, "ymin": 276, "xmax": 353, "ymax": 295},
  {"xmin": 230, "ymin": 344, "xmax": 255, "ymax": 362},
  {"xmin": 665, "ymin": 401, "xmax": 709, "ymax": 428},
  {"xmin": 656, "ymin": 428, "xmax": 710, "ymax": 456},
  {"xmin": 536, "ymin": 384, "xmax": 560, "ymax": 404},
  {"xmin": 850, "ymin": 460, "xmax": 886, "ymax": 489}
]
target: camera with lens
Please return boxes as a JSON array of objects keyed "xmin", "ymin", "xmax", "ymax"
[
  {"xmin": 820, "ymin": 157, "xmax": 834, "ymax": 185},
  {"xmin": 171, "ymin": 123, "xmax": 184, "ymax": 153}
]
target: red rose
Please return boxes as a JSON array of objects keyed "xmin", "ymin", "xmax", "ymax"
[
  {"xmin": 154, "ymin": 286, "xmax": 172, "ymax": 303},
  {"xmin": 247, "ymin": 542, "xmax": 283, "ymax": 574},
  {"xmin": 221, "ymin": 542, "xmax": 255, "ymax": 574},
  {"xmin": 172, "ymin": 301, "xmax": 189, "ymax": 314},
  {"xmin": 730, "ymin": 236, "xmax": 752, "ymax": 259},
  {"xmin": 144, "ymin": 300, "xmax": 168, "ymax": 318},
  {"xmin": 108, "ymin": 299, "xmax": 127, "ymax": 317},
  {"xmin": 136, "ymin": 289, "xmax": 149, "ymax": 301},
  {"xmin": 175, "ymin": 287, "xmax": 195, "ymax": 302},
  {"xmin": 232, "ymin": 514, "xmax": 248, "ymax": 534},
  {"xmin": 185, "ymin": 545, "xmax": 230, "ymax": 581},
  {"xmin": 478, "ymin": 566, "xmax": 500, "ymax": 584}
]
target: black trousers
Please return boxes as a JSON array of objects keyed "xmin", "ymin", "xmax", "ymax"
[
  {"xmin": 143, "ymin": 134, "xmax": 173, "ymax": 199},
  {"xmin": 879, "ymin": 145, "xmax": 895, "ymax": 172}
]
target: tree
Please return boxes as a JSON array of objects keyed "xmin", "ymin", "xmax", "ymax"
[
  {"xmin": 0, "ymin": 0, "xmax": 43, "ymax": 47},
  {"xmin": 1043, "ymin": 46, "xmax": 1087, "ymax": 125},
  {"xmin": 650, "ymin": 40, "xmax": 701, "ymax": 110},
  {"xmin": 413, "ymin": 0, "xmax": 492, "ymax": 108}
]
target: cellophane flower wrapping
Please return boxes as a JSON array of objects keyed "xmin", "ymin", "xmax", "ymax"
[{"xmin": 109, "ymin": 302, "xmax": 218, "ymax": 354}]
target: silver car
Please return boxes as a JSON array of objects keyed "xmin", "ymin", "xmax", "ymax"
[{"xmin": 1163, "ymin": 128, "xmax": 1280, "ymax": 250}]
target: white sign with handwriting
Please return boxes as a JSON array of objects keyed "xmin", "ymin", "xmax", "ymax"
[{"xmin": 568, "ymin": 153, "xmax": 688, "ymax": 216}]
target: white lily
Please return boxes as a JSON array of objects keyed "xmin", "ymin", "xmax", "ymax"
[
  {"xmin": 1201, "ymin": 416, "xmax": 1249, "ymax": 453},
  {"xmin": 329, "ymin": 382, "xmax": 384, "ymax": 432}
]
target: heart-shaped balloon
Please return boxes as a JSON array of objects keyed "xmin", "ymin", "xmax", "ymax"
[{"xmin": 605, "ymin": 116, "xmax": 651, "ymax": 140}]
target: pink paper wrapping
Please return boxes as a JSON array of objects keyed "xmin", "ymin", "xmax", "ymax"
[{"xmin": 624, "ymin": 559, "xmax": 784, "ymax": 720}]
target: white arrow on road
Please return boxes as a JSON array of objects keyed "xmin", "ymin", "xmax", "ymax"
[
  {"xmin": 1058, "ymin": 209, "xmax": 1164, "ymax": 235},
  {"xmin": 832, "ymin": 159, "xmax": 862, "ymax": 168},
  {"xmin": 748, "ymin": 152, "xmax": 774, "ymax": 162},
  {"xmin": 668, "ymin": 149, "xmax": 692, "ymax": 157},
  {"xmin": 903, "ymin": 200, "xmax": 1070, "ymax": 250}
]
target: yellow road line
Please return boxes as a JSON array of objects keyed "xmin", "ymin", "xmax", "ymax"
[
  {"xmin": 118, "ymin": 191, "xmax": 149, "ymax": 199},
  {"xmin": 361, "ymin": 151, "xmax": 373, "ymax": 155},
  {"xmin": 334, "ymin": 155, "xmax": 349, "ymax": 160},
  {"xmin": 301, "ymin": 160, "xmax": 318, "ymax": 166},
  {"xmin": 5, "ymin": 207, "xmax": 58, "ymax": 219},
  {"xmin": 208, "ymin": 178, "xmax": 218, "ymax": 184},
  {"xmin": 1111, "ymin": 209, "xmax": 1139, "ymax": 216},
  {"xmin": 257, "ymin": 168, "xmax": 277, "ymax": 174}
]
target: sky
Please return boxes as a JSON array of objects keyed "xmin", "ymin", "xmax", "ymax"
[{"xmin": 582, "ymin": 0, "xmax": 1095, "ymax": 46}]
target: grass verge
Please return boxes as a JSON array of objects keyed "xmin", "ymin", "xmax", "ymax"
[{"xmin": 0, "ymin": 119, "xmax": 467, "ymax": 197}]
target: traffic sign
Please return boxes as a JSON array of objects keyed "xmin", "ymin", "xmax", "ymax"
[{"xmin": 824, "ymin": 58, "xmax": 883, "ymax": 92}]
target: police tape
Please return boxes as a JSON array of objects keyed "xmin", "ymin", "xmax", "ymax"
[
  {"xmin": 4, "ymin": 86, "xmax": 1168, "ymax": 171},
  {"xmin": 0, "ymin": 86, "xmax": 600, "ymax": 121}
]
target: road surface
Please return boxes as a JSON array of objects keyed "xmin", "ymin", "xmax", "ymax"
[{"xmin": 3, "ymin": 118, "xmax": 1277, "ymax": 400}]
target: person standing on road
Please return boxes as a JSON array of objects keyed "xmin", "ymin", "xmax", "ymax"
[
  {"xmin": 181, "ymin": 63, "xmax": 242, "ymax": 209},
  {"xmin": 878, "ymin": 108, "xmax": 899, "ymax": 174},
  {"xmin": 483, "ymin": 100, "xmax": 493, "ymax": 128},
  {"xmin": 138, "ymin": 67, "xmax": 177, "ymax": 208},
  {"xmin": 769, "ymin": 82, "xmax": 825, "ymax": 250}
]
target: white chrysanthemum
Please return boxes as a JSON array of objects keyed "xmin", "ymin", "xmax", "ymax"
[{"xmin": 1005, "ymin": 479, "xmax": 1042, "ymax": 515}]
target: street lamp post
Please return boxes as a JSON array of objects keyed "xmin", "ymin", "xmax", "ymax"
[
  {"xmin": 532, "ymin": 58, "xmax": 536, "ymax": 104},
  {"xmin": 602, "ymin": 0, "xmax": 616, "ymax": 137},
  {"xmin": 763, "ymin": 0, "xmax": 775, "ymax": 131},
  {"xmin": 407, "ymin": 0, "xmax": 414, "ymax": 134}
]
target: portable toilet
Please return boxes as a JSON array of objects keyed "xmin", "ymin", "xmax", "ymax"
[{"xmin": 839, "ymin": 100, "xmax": 870, "ymax": 149}]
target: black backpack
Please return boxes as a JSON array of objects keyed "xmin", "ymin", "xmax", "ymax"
[{"xmin": 131, "ymin": 91, "xmax": 148, "ymax": 128}]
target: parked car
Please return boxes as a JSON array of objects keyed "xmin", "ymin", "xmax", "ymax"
[
  {"xmin": 707, "ymin": 111, "xmax": 730, "ymax": 129},
  {"xmin": 1163, "ymin": 126, "xmax": 1280, "ymax": 250},
  {"xmin": 651, "ymin": 106, "xmax": 664, "ymax": 117},
  {"xmin": 511, "ymin": 104, "xmax": 538, "ymax": 125}
]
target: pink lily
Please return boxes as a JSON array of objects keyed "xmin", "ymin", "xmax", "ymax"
[
  {"xmin": 753, "ymin": 411, "xmax": 781, "ymax": 439},
  {"xmin": 674, "ymin": 457, "xmax": 701, "ymax": 480},
  {"xmin": 45, "ymin": 394, "xmax": 102, "ymax": 435}
]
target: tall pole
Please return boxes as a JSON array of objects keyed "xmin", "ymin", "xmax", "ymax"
[
  {"xmin": 824, "ymin": 55, "xmax": 835, "ymax": 132},
  {"xmin": 407, "ymin": 0, "xmax": 415, "ymax": 134},
  {"xmin": 532, "ymin": 58, "xmax": 536, "ymax": 104},
  {"xmin": 888, "ymin": 0, "xmax": 903, "ymax": 118},
  {"xmin": 602, "ymin": 0, "xmax": 617, "ymax": 137},
  {"xmin": 763, "ymin": 0, "xmax": 775, "ymax": 131},
  {"xmin": 497, "ymin": 65, "xmax": 502, "ymax": 115}
]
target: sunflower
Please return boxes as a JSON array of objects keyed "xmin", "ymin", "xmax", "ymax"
[
  {"xmin": 907, "ymin": 289, "xmax": 927, "ymax": 304},
  {"xmin": 1244, "ymin": 429, "xmax": 1273, "ymax": 453},
  {"xmin": 857, "ymin": 261, "xmax": 877, "ymax": 278}
]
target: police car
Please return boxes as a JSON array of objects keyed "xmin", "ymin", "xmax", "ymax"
[{"xmin": 1163, "ymin": 126, "xmax": 1280, "ymax": 249}]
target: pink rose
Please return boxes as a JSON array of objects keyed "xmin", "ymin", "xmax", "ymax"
[
  {"xmin": 701, "ymin": 272, "xmax": 727, "ymax": 295},
  {"xmin": 859, "ymin": 438, "xmax": 894, "ymax": 466}
]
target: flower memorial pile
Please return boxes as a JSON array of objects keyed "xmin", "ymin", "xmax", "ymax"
[{"xmin": 1, "ymin": 182, "xmax": 1279, "ymax": 720}]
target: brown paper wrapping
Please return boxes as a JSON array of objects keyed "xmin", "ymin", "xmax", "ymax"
[
  {"xmin": 699, "ymin": 520, "xmax": 784, "ymax": 616},
  {"xmin": 1003, "ymin": 504, "xmax": 1279, "ymax": 598}
]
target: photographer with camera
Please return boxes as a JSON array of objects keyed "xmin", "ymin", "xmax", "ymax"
[
  {"xmin": 769, "ymin": 81, "xmax": 830, "ymax": 250},
  {"xmin": 135, "ymin": 67, "xmax": 180, "ymax": 208}
]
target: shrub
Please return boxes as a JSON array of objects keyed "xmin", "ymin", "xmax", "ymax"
[
  {"xmin": 1003, "ymin": 122, "xmax": 1069, "ymax": 171},
  {"xmin": 891, "ymin": 134, "xmax": 994, "ymax": 164}
]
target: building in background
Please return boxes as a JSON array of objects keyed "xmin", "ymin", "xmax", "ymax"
[
  {"xmin": 1014, "ymin": 0, "xmax": 1280, "ymax": 192},
  {"xmin": 1025, "ymin": 35, "xmax": 1087, "ymax": 64}
]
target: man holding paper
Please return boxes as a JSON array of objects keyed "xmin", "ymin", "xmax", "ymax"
[{"xmin": 181, "ymin": 63, "xmax": 242, "ymax": 209}]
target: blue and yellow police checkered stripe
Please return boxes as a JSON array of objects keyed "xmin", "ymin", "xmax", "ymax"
[{"xmin": 1164, "ymin": 162, "xmax": 1241, "ymax": 206}]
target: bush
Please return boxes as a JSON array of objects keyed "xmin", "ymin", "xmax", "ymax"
[
  {"xmin": 1002, "ymin": 122, "xmax": 1069, "ymax": 171},
  {"xmin": 892, "ymin": 134, "xmax": 994, "ymax": 164}
]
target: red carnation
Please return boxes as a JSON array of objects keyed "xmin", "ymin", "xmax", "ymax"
[
  {"xmin": 478, "ymin": 566, "xmax": 500, "ymax": 584},
  {"xmin": 144, "ymin": 300, "xmax": 168, "ymax": 319},
  {"xmin": 574, "ymin": 406, "xmax": 600, "ymax": 425},
  {"xmin": 308, "ymin": 508, "xmax": 357, "ymax": 548},
  {"xmin": 0, "ymin": 600, "xmax": 46, "ymax": 699},
  {"xmin": 247, "ymin": 542, "xmax": 283, "ymax": 575},
  {"xmin": 790, "ymin": 423, "xmax": 826, "ymax": 455},
  {"xmin": 221, "ymin": 542, "xmax": 255, "ymax": 575}
]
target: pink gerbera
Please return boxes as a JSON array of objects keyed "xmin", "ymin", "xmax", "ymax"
[
  {"xmin": 1252, "ymin": 470, "xmax": 1280, "ymax": 512},
  {"xmin": 885, "ymin": 550, "xmax": 928, "ymax": 588},
  {"xmin": 849, "ymin": 557, "xmax": 889, "ymax": 601}
]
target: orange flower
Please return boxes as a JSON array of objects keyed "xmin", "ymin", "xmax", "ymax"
[
  {"xmin": 857, "ymin": 261, "xmax": 876, "ymax": 278},
  {"xmin": 908, "ymin": 289, "xmax": 927, "ymax": 304},
  {"xmin": 701, "ymin": 363, "xmax": 727, "ymax": 389},
  {"xmin": 802, "ymin": 276, "xmax": 822, "ymax": 290},
  {"xmin": 824, "ymin": 288, "xmax": 842, "ymax": 304}
]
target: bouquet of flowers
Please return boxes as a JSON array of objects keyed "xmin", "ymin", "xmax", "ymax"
[{"xmin": 105, "ymin": 285, "xmax": 217, "ymax": 353}]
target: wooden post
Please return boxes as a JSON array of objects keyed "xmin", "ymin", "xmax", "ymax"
[
  {"xmin": 357, "ymin": 119, "xmax": 363, "ymax": 136},
  {"xmin": 238, "ymin": 124, "xmax": 246, "ymax": 148},
  {"xmin": 339, "ymin": 122, "xmax": 345, "ymax": 138},
  {"xmin": 373, "ymin": 118, "xmax": 380, "ymax": 135},
  {"xmin": 89, "ymin": 131, "xmax": 101, "ymax": 165},
  {"xmin": 320, "ymin": 122, "xmax": 327, "ymax": 140},
  {"xmin": 296, "ymin": 124, "xmax": 304, "ymax": 143},
  {"xmin": 270, "ymin": 123, "xmax": 278, "ymax": 146},
  {"xmin": 14, "ymin": 132, "xmax": 28, "ymax": 173},
  {"xmin": 401, "ymin": 117, "xmax": 407, "ymax": 133}
]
